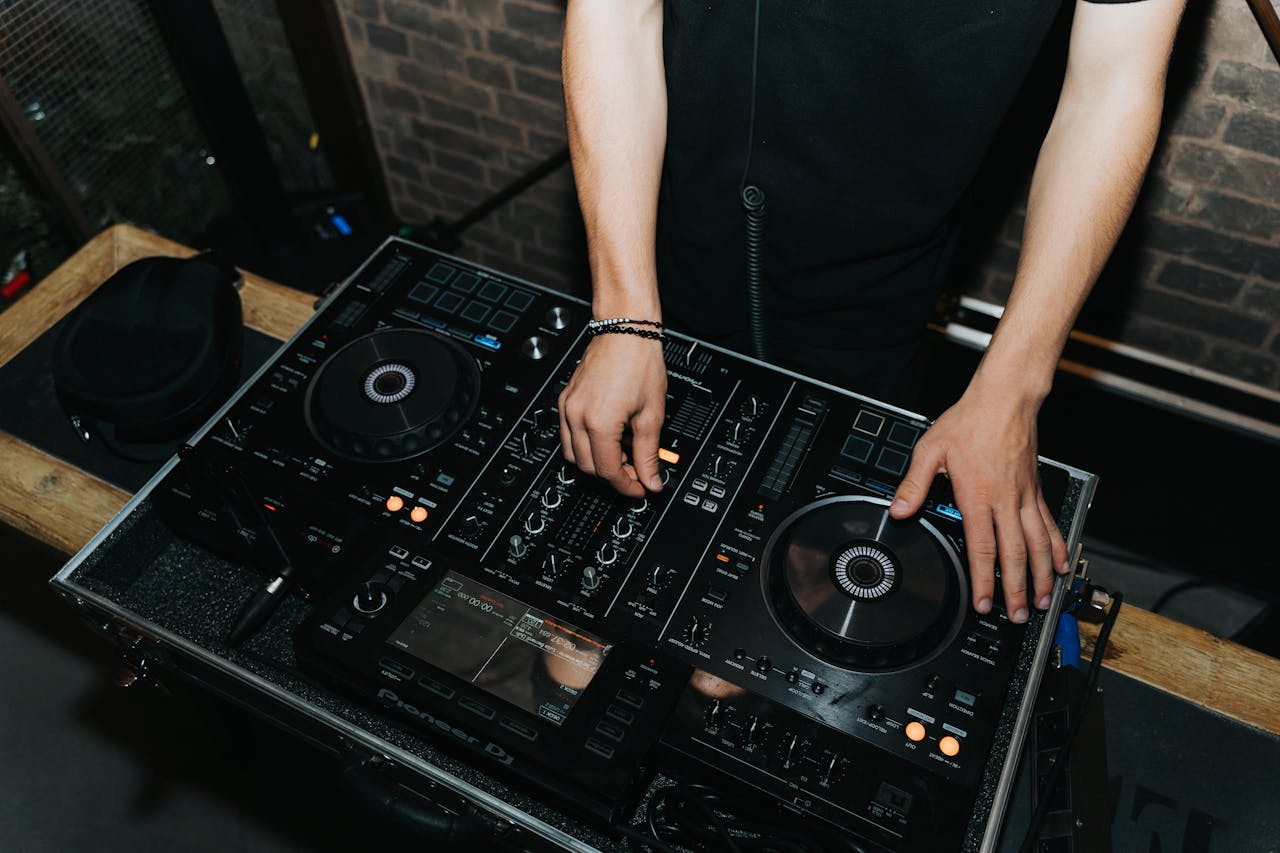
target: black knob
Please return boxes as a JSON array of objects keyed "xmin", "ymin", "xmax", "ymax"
[
  {"xmin": 650, "ymin": 563, "xmax": 673, "ymax": 588},
  {"xmin": 927, "ymin": 674, "xmax": 941, "ymax": 691},
  {"xmin": 541, "ymin": 489, "xmax": 562, "ymax": 510},
  {"xmin": 868, "ymin": 704, "xmax": 885, "ymax": 722},
  {"xmin": 612, "ymin": 517, "xmax": 634, "ymax": 539},
  {"xmin": 581, "ymin": 565, "xmax": 600, "ymax": 590},
  {"xmin": 733, "ymin": 648, "xmax": 747, "ymax": 661},
  {"xmin": 557, "ymin": 466, "xmax": 576, "ymax": 486},
  {"xmin": 542, "ymin": 553, "xmax": 560, "ymax": 577},
  {"xmin": 786, "ymin": 669, "xmax": 799, "ymax": 684},
  {"xmin": 524, "ymin": 510, "xmax": 545, "ymax": 535},
  {"xmin": 812, "ymin": 681, "xmax": 826, "ymax": 695},
  {"xmin": 755, "ymin": 656, "xmax": 771, "ymax": 673},
  {"xmin": 597, "ymin": 542, "xmax": 618, "ymax": 566},
  {"xmin": 686, "ymin": 617, "xmax": 707, "ymax": 647},
  {"xmin": 743, "ymin": 715, "xmax": 763, "ymax": 746},
  {"xmin": 459, "ymin": 515, "xmax": 482, "ymax": 537},
  {"xmin": 706, "ymin": 699, "xmax": 726, "ymax": 729},
  {"xmin": 352, "ymin": 582, "xmax": 388, "ymax": 614},
  {"xmin": 508, "ymin": 535, "xmax": 528, "ymax": 560},
  {"xmin": 629, "ymin": 497, "xmax": 649, "ymax": 514}
]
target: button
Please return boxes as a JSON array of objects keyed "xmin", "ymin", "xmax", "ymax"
[
  {"xmin": 887, "ymin": 421, "xmax": 921, "ymax": 448},
  {"xmin": 418, "ymin": 676, "xmax": 456, "ymax": 699},
  {"xmin": 458, "ymin": 697, "xmax": 496, "ymax": 719},
  {"xmin": 434, "ymin": 291, "xmax": 464, "ymax": 314},
  {"xmin": 385, "ymin": 496, "xmax": 404, "ymax": 512},
  {"xmin": 853, "ymin": 409, "xmax": 886, "ymax": 436},
  {"xmin": 452, "ymin": 272, "xmax": 479, "ymax": 293},
  {"xmin": 692, "ymin": 478, "xmax": 708, "ymax": 492},
  {"xmin": 435, "ymin": 472, "xmax": 456, "ymax": 487},
  {"xmin": 706, "ymin": 586, "xmax": 728, "ymax": 603},
  {"xmin": 344, "ymin": 620, "xmax": 365, "ymax": 636},
  {"xmin": 500, "ymin": 717, "xmax": 538, "ymax": 741},
  {"xmin": 504, "ymin": 290, "xmax": 535, "ymax": 311},
  {"xmin": 425, "ymin": 261, "xmax": 455, "ymax": 283},
  {"xmin": 595, "ymin": 721, "xmax": 626, "ymax": 742},
  {"xmin": 701, "ymin": 499, "xmax": 719, "ymax": 512},
  {"xmin": 411, "ymin": 554, "xmax": 432, "ymax": 570},
  {"xmin": 477, "ymin": 281, "xmax": 508, "ymax": 302},
  {"xmin": 954, "ymin": 688, "xmax": 978, "ymax": 708},
  {"xmin": 876, "ymin": 447, "xmax": 909, "ymax": 476},
  {"xmin": 605, "ymin": 705, "xmax": 636, "ymax": 725},
  {"xmin": 709, "ymin": 485, "xmax": 726, "ymax": 499},
  {"xmin": 379, "ymin": 658, "xmax": 415, "ymax": 681},
  {"xmin": 410, "ymin": 506, "xmax": 429, "ymax": 523},
  {"xmin": 460, "ymin": 300, "xmax": 491, "ymax": 323},
  {"xmin": 408, "ymin": 282, "xmax": 438, "ymax": 304},
  {"xmin": 584, "ymin": 738, "xmax": 615, "ymax": 759},
  {"xmin": 389, "ymin": 545, "xmax": 409, "ymax": 560},
  {"xmin": 489, "ymin": 310, "xmax": 518, "ymax": 333},
  {"xmin": 905, "ymin": 721, "xmax": 927, "ymax": 742},
  {"xmin": 616, "ymin": 689, "xmax": 645, "ymax": 710},
  {"xmin": 841, "ymin": 435, "xmax": 874, "ymax": 463},
  {"xmin": 939, "ymin": 736, "xmax": 961, "ymax": 757},
  {"xmin": 683, "ymin": 492, "xmax": 701, "ymax": 506}
]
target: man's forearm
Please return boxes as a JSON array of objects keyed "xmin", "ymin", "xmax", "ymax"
[
  {"xmin": 562, "ymin": 0, "xmax": 666, "ymax": 320},
  {"xmin": 973, "ymin": 0, "xmax": 1185, "ymax": 401}
]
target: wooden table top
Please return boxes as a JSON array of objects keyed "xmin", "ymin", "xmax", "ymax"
[{"xmin": 3, "ymin": 224, "xmax": 1278, "ymax": 738}]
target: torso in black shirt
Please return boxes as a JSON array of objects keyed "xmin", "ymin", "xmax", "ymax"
[{"xmin": 656, "ymin": 0, "xmax": 1067, "ymax": 394}]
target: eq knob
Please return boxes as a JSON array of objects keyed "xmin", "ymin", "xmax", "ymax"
[
  {"xmin": 649, "ymin": 563, "xmax": 674, "ymax": 589},
  {"xmin": 542, "ymin": 553, "xmax": 561, "ymax": 578},
  {"xmin": 629, "ymin": 497, "xmax": 649, "ymax": 515},
  {"xmin": 581, "ymin": 565, "xmax": 601, "ymax": 590},
  {"xmin": 556, "ymin": 466, "xmax": 576, "ymax": 486},
  {"xmin": 596, "ymin": 542, "xmax": 618, "ymax": 566},
  {"xmin": 611, "ymin": 517, "xmax": 634, "ymax": 539},
  {"xmin": 779, "ymin": 733, "xmax": 809, "ymax": 770},
  {"xmin": 742, "ymin": 715, "xmax": 764, "ymax": 747},
  {"xmin": 541, "ymin": 489, "xmax": 562, "ymax": 510},
  {"xmin": 508, "ymin": 534, "xmax": 528, "ymax": 560},
  {"xmin": 706, "ymin": 699, "xmax": 727, "ymax": 729},
  {"xmin": 821, "ymin": 753, "xmax": 847, "ymax": 787},
  {"xmin": 523, "ymin": 510, "xmax": 545, "ymax": 535}
]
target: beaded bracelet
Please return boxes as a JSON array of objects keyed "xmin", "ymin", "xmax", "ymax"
[
  {"xmin": 587, "ymin": 316, "xmax": 664, "ymax": 332},
  {"xmin": 586, "ymin": 324, "xmax": 667, "ymax": 342}
]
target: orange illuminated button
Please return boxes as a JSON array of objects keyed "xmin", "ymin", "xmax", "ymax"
[
  {"xmin": 385, "ymin": 496, "xmax": 404, "ymax": 512},
  {"xmin": 658, "ymin": 448, "xmax": 680, "ymax": 465},
  {"xmin": 939, "ymin": 736, "xmax": 961, "ymax": 757},
  {"xmin": 410, "ymin": 506, "xmax": 428, "ymax": 523},
  {"xmin": 905, "ymin": 721, "xmax": 926, "ymax": 742}
]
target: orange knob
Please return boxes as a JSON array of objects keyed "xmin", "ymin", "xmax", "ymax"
[
  {"xmin": 410, "ymin": 506, "xmax": 428, "ymax": 523},
  {"xmin": 905, "ymin": 721, "xmax": 926, "ymax": 742},
  {"xmin": 939, "ymin": 736, "xmax": 960, "ymax": 757},
  {"xmin": 385, "ymin": 496, "xmax": 404, "ymax": 512}
]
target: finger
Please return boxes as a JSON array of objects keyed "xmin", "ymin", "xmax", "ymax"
[
  {"xmin": 570, "ymin": 420, "xmax": 596, "ymax": 478},
  {"xmin": 1021, "ymin": 500, "xmax": 1055, "ymax": 610},
  {"xmin": 588, "ymin": 422, "xmax": 643, "ymax": 497},
  {"xmin": 630, "ymin": 408, "xmax": 664, "ymax": 493},
  {"xmin": 557, "ymin": 395, "xmax": 574, "ymax": 464},
  {"xmin": 1038, "ymin": 491, "xmax": 1070, "ymax": 575},
  {"xmin": 960, "ymin": 503, "xmax": 998, "ymax": 615},
  {"xmin": 993, "ymin": 502, "xmax": 1030, "ymax": 623},
  {"xmin": 891, "ymin": 438, "xmax": 946, "ymax": 518}
]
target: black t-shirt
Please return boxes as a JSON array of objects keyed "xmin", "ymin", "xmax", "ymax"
[{"xmin": 656, "ymin": 0, "xmax": 1128, "ymax": 377}]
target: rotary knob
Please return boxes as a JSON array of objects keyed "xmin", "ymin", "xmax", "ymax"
[
  {"xmin": 649, "ymin": 563, "xmax": 674, "ymax": 589},
  {"xmin": 596, "ymin": 542, "xmax": 618, "ymax": 566},
  {"xmin": 542, "ymin": 553, "xmax": 561, "ymax": 578},
  {"xmin": 508, "ymin": 534, "xmax": 528, "ymax": 560},
  {"xmin": 556, "ymin": 466, "xmax": 576, "ymax": 486},
  {"xmin": 706, "ymin": 699, "xmax": 727, "ymax": 729},
  {"xmin": 612, "ymin": 517, "xmax": 634, "ymax": 539},
  {"xmin": 523, "ymin": 510, "xmax": 545, "ymax": 535},
  {"xmin": 541, "ymin": 488, "xmax": 562, "ymax": 510},
  {"xmin": 820, "ymin": 753, "xmax": 847, "ymax": 787},
  {"xmin": 742, "ymin": 715, "xmax": 765, "ymax": 747},
  {"xmin": 581, "ymin": 565, "xmax": 600, "ymax": 590},
  {"xmin": 352, "ymin": 582, "xmax": 388, "ymax": 614},
  {"xmin": 778, "ymin": 733, "xmax": 809, "ymax": 770},
  {"xmin": 629, "ymin": 497, "xmax": 649, "ymax": 515},
  {"xmin": 458, "ymin": 515, "xmax": 482, "ymax": 538},
  {"xmin": 685, "ymin": 616, "xmax": 709, "ymax": 647},
  {"xmin": 544, "ymin": 305, "xmax": 571, "ymax": 330}
]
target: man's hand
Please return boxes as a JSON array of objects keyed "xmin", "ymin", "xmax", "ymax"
[
  {"xmin": 889, "ymin": 384, "xmax": 1068, "ymax": 624},
  {"xmin": 558, "ymin": 334, "xmax": 667, "ymax": 497}
]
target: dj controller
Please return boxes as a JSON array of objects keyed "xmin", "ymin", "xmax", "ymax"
[{"xmin": 148, "ymin": 238, "xmax": 1095, "ymax": 852}]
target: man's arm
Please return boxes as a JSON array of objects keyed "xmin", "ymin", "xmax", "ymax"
[
  {"xmin": 891, "ymin": 0, "xmax": 1187, "ymax": 622},
  {"xmin": 557, "ymin": 0, "xmax": 669, "ymax": 498}
]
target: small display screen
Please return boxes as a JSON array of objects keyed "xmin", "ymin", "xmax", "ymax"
[{"xmin": 387, "ymin": 572, "xmax": 612, "ymax": 726}]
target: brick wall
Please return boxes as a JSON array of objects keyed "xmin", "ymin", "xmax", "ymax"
[{"xmin": 337, "ymin": 0, "xmax": 1280, "ymax": 391}]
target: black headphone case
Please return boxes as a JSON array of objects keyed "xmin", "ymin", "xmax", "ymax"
[{"xmin": 52, "ymin": 254, "xmax": 243, "ymax": 461}]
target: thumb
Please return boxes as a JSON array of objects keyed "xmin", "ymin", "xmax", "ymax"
[{"xmin": 891, "ymin": 440, "xmax": 944, "ymax": 518}]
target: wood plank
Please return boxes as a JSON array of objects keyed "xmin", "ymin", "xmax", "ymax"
[
  {"xmin": 0, "ymin": 432, "xmax": 129, "ymax": 556},
  {"xmin": 1081, "ymin": 605, "xmax": 1280, "ymax": 737}
]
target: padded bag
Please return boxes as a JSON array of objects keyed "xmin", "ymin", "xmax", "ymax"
[{"xmin": 52, "ymin": 253, "xmax": 243, "ymax": 461}]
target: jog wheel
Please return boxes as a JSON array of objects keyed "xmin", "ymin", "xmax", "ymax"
[
  {"xmin": 304, "ymin": 328, "xmax": 480, "ymax": 461},
  {"xmin": 761, "ymin": 495, "xmax": 966, "ymax": 672}
]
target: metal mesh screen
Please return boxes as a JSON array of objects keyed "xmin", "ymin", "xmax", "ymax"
[{"xmin": 0, "ymin": 0, "xmax": 232, "ymax": 239}]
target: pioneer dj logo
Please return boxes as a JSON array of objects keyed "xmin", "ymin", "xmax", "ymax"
[{"xmin": 377, "ymin": 688, "xmax": 515, "ymax": 766}]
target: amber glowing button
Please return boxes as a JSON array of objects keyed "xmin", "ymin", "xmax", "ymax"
[
  {"xmin": 905, "ymin": 721, "xmax": 926, "ymax": 742},
  {"xmin": 939, "ymin": 736, "xmax": 961, "ymax": 757},
  {"xmin": 410, "ymin": 506, "xmax": 428, "ymax": 523},
  {"xmin": 658, "ymin": 448, "xmax": 680, "ymax": 465},
  {"xmin": 385, "ymin": 496, "xmax": 404, "ymax": 512}
]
